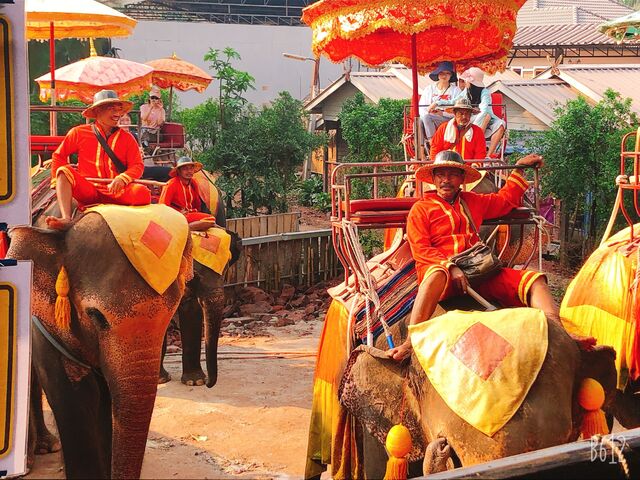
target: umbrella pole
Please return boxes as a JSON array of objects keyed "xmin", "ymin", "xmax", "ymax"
[
  {"xmin": 49, "ymin": 21, "xmax": 57, "ymax": 136},
  {"xmin": 168, "ymin": 86, "xmax": 173, "ymax": 121},
  {"xmin": 411, "ymin": 34, "xmax": 423, "ymax": 161}
]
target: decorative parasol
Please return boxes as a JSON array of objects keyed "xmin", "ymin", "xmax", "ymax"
[
  {"xmin": 302, "ymin": 0, "xmax": 527, "ymax": 157},
  {"xmin": 145, "ymin": 53, "xmax": 213, "ymax": 120},
  {"xmin": 35, "ymin": 45, "xmax": 153, "ymax": 104},
  {"xmin": 599, "ymin": 11, "xmax": 640, "ymax": 43},
  {"xmin": 26, "ymin": 0, "xmax": 137, "ymax": 133}
]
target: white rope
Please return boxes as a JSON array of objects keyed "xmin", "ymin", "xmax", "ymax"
[
  {"xmin": 591, "ymin": 434, "xmax": 630, "ymax": 479},
  {"xmin": 341, "ymin": 220, "xmax": 394, "ymax": 346},
  {"xmin": 530, "ymin": 214, "xmax": 551, "ymax": 270},
  {"xmin": 346, "ymin": 292, "xmax": 361, "ymax": 356}
]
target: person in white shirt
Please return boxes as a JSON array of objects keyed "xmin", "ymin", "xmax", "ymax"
[{"xmin": 418, "ymin": 61, "xmax": 461, "ymax": 143}]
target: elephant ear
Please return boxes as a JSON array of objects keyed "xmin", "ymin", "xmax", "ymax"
[
  {"xmin": 339, "ymin": 345, "xmax": 426, "ymax": 462},
  {"xmin": 578, "ymin": 345, "xmax": 617, "ymax": 405}
]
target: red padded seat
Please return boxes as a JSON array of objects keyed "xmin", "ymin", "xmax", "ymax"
[
  {"xmin": 152, "ymin": 122, "xmax": 185, "ymax": 149},
  {"xmin": 342, "ymin": 197, "xmax": 418, "ymax": 214},
  {"xmin": 30, "ymin": 135, "xmax": 65, "ymax": 153}
]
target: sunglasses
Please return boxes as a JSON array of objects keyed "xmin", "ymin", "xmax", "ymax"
[{"xmin": 150, "ymin": 96, "xmax": 160, "ymax": 100}]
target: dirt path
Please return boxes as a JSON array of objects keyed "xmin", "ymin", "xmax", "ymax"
[{"xmin": 26, "ymin": 320, "xmax": 325, "ymax": 479}]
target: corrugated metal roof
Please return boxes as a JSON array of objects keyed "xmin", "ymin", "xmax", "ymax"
[
  {"xmin": 490, "ymin": 79, "xmax": 586, "ymax": 126},
  {"xmin": 517, "ymin": 0, "xmax": 632, "ymax": 26},
  {"xmin": 514, "ymin": 23, "xmax": 619, "ymax": 46},
  {"xmin": 538, "ymin": 64, "xmax": 640, "ymax": 115},
  {"xmin": 349, "ymin": 72, "xmax": 412, "ymax": 103}
]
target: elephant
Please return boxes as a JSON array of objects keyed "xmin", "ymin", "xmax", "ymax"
[
  {"xmin": 338, "ymin": 318, "xmax": 618, "ymax": 477},
  {"xmin": 8, "ymin": 211, "xmax": 193, "ymax": 479},
  {"xmin": 158, "ymin": 229, "xmax": 242, "ymax": 387}
]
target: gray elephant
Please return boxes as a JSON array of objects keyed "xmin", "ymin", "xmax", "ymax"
[
  {"xmin": 9, "ymin": 210, "xmax": 192, "ymax": 479},
  {"xmin": 339, "ymin": 319, "xmax": 618, "ymax": 477}
]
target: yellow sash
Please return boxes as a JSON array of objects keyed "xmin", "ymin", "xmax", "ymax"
[
  {"xmin": 191, "ymin": 227, "xmax": 232, "ymax": 275},
  {"xmin": 410, "ymin": 308, "xmax": 548, "ymax": 436},
  {"xmin": 87, "ymin": 204, "xmax": 188, "ymax": 294},
  {"xmin": 192, "ymin": 170, "xmax": 219, "ymax": 217}
]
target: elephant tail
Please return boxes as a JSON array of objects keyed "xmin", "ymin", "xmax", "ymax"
[{"xmin": 54, "ymin": 266, "xmax": 71, "ymax": 330}]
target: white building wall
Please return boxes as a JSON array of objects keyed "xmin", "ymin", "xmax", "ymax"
[{"xmin": 112, "ymin": 21, "xmax": 345, "ymax": 109}]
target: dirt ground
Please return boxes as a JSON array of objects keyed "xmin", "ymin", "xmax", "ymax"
[{"xmin": 26, "ymin": 319, "xmax": 326, "ymax": 479}]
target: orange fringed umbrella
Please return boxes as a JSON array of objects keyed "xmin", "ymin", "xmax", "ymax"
[
  {"xmin": 145, "ymin": 53, "xmax": 213, "ymax": 119},
  {"xmin": 302, "ymin": 0, "xmax": 527, "ymax": 152},
  {"xmin": 35, "ymin": 47, "xmax": 153, "ymax": 104}
]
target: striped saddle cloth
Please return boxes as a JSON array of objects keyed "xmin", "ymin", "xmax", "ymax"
[{"xmin": 353, "ymin": 260, "xmax": 417, "ymax": 345}]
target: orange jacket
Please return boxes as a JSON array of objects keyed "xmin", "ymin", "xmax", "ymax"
[
  {"xmin": 430, "ymin": 122, "xmax": 486, "ymax": 160},
  {"xmin": 407, "ymin": 170, "xmax": 529, "ymax": 283},
  {"xmin": 51, "ymin": 124, "xmax": 143, "ymax": 186},
  {"xmin": 159, "ymin": 177, "xmax": 204, "ymax": 213}
]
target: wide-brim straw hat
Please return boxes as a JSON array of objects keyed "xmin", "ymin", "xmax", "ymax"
[
  {"xmin": 169, "ymin": 156, "xmax": 203, "ymax": 177},
  {"xmin": 82, "ymin": 89, "xmax": 133, "ymax": 119},
  {"xmin": 445, "ymin": 97, "xmax": 480, "ymax": 115},
  {"xmin": 416, "ymin": 150, "xmax": 481, "ymax": 185},
  {"xmin": 429, "ymin": 61, "xmax": 458, "ymax": 83}
]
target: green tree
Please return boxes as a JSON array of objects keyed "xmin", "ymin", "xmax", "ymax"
[
  {"xmin": 532, "ymin": 89, "xmax": 637, "ymax": 257},
  {"xmin": 211, "ymin": 92, "xmax": 325, "ymax": 216},
  {"xmin": 339, "ymin": 93, "xmax": 407, "ymax": 163},
  {"xmin": 203, "ymin": 47, "xmax": 255, "ymax": 128}
]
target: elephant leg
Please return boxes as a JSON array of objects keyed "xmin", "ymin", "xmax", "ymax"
[
  {"xmin": 201, "ymin": 287, "xmax": 225, "ymax": 388},
  {"xmin": 423, "ymin": 437, "xmax": 452, "ymax": 475},
  {"xmin": 178, "ymin": 296, "xmax": 206, "ymax": 386},
  {"xmin": 32, "ymin": 327, "xmax": 112, "ymax": 479},
  {"xmin": 608, "ymin": 382, "xmax": 640, "ymax": 429},
  {"xmin": 30, "ymin": 368, "xmax": 61, "ymax": 455},
  {"xmin": 158, "ymin": 334, "xmax": 171, "ymax": 384}
]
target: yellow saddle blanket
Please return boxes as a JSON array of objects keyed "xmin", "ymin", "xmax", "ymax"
[
  {"xmin": 87, "ymin": 204, "xmax": 189, "ymax": 295},
  {"xmin": 191, "ymin": 227, "xmax": 232, "ymax": 275},
  {"xmin": 409, "ymin": 308, "xmax": 548, "ymax": 437}
]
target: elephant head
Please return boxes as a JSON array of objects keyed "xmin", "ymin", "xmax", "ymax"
[
  {"xmin": 339, "ymin": 318, "xmax": 618, "ymax": 473},
  {"xmin": 9, "ymin": 211, "xmax": 192, "ymax": 478}
]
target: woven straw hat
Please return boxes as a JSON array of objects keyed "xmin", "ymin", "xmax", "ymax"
[{"xmin": 416, "ymin": 150, "xmax": 481, "ymax": 185}]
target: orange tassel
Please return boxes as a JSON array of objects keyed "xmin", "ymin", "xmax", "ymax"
[
  {"xmin": 384, "ymin": 424, "xmax": 412, "ymax": 480},
  {"xmin": 54, "ymin": 267, "xmax": 71, "ymax": 330},
  {"xmin": 577, "ymin": 378, "xmax": 610, "ymax": 439},
  {"xmin": 581, "ymin": 409, "xmax": 609, "ymax": 438}
]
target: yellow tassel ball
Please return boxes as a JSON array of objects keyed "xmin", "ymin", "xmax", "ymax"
[
  {"xmin": 386, "ymin": 424, "xmax": 412, "ymax": 458},
  {"xmin": 577, "ymin": 378, "xmax": 605, "ymax": 411}
]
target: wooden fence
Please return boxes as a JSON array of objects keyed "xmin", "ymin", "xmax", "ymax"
[
  {"xmin": 224, "ymin": 229, "xmax": 342, "ymax": 293},
  {"xmin": 226, "ymin": 212, "xmax": 300, "ymax": 238}
]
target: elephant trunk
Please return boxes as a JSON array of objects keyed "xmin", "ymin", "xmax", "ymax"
[
  {"xmin": 104, "ymin": 344, "xmax": 164, "ymax": 479},
  {"xmin": 202, "ymin": 291, "xmax": 224, "ymax": 388}
]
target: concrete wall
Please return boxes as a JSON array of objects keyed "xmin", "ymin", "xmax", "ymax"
[{"xmin": 113, "ymin": 21, "xmax": 345, "ymax": 108}]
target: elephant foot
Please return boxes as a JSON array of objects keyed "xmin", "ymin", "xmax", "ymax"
[
  {"xmin": 158, "ymin": 367, "xmax": 172, "ymax": 384},
  {"xmin": 181, "ymin": 370, "xmax": 206, "ymax": 387},
  {"xmin": 423, "ymin": 437, "xmax": 452, "ymax": 475},
  {"xmin": 36, "ymin": 430, "xmax": 61, "ymax": 455}
]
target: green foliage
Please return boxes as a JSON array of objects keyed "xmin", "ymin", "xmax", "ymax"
[
  {"xmin": 340, "ymin": 93, "xmax": 407, "ymax": 162},
  {"xmin": 531, "ymin": 89, "xmax": 637, "ymax": 252},
  {"xmin": 203, "ymin": 47, "xmax": 255, "ymax": 127},
  {"xmin": 359, "ymin": 230, "xmax": 384, "ymax": 258},
  {"xmin": 296, "ymin": 175, "xmax": 331, "ymax": 212},
  {"xmin": 297, "ymin": 175, "xmax": 323, "ymax": 206},
  {"xmin": 29, "ymin": 91, "xmax": 85, "ymax": 136},
  {"xmin": 338, "ymin": 93, "xmax": 407, "ymax": 200}
]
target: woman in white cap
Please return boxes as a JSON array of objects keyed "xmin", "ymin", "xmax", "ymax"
[
  {"xmin": 140, "ymin": 85, "xmax": 166, "ymax": 149},
  {"xmin": 458, "ymin": 67, "xmax": 506, "ymax": 158},
  {"xmin": 418, "ymin": 61, "xmax": 462, "ymax": 144}
]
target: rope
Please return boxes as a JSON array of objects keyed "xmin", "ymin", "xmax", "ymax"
[
  {"xmin": 530, "ymin": 214, "xmax": 551, "ymax": 270},
  {"xmin": 590, "ymin": 434, "xmax": 631, "ymax": 479},
  {"xmin": 342, "ymin": 220, "xmax": 395, "ymax": 348}
]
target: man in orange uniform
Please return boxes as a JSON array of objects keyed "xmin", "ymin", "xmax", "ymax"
[
  {"xmin": 159, "ymin": 156, "xmax": 216, "ymax": 231},
  {"xmin": 430, "ymin": 97, "xmax": 486, "ymax": 160},
  {"xmin": 46, "ymin": 90, "xmax": 150, "ymax": 230},
  {"xmin": 386, "ymin": 150, "xmax": 594, "ymax": 360}
]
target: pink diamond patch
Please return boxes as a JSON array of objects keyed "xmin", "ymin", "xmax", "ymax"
[
  {"xmin": 450, "ymin": 322, "xmax": 513, "ymax": 380},
  {"xmin": 140, "ymin": 221, "xmax": 172, "ymax": 258},
  {"xmin": 200, "ymin": 234, "xmax": 221, "ymax": 254}
]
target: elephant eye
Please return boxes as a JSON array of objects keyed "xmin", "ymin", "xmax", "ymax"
[{"xmin": 86, "ymin": 307, "xmax": 110, "ymax": 330}]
